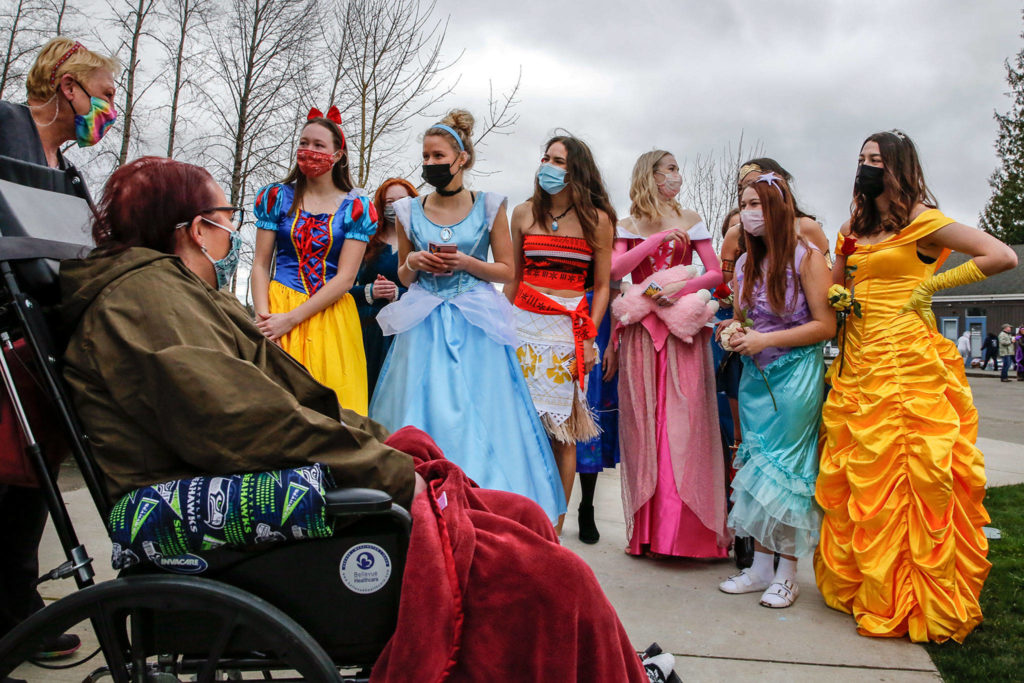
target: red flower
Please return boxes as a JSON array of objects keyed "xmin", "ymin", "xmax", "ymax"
[
  {"xmin": 840, "ymin": 235, "xmax": 858, "ymax": 256},
  {"xmin": 713, "ymin": 282, "xmax": 731, "ymax": 299}
]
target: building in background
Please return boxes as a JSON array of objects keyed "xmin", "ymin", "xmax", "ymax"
[{"xmin": 933, "ymin": 244, "xmax": 1024, "ymax": 360}]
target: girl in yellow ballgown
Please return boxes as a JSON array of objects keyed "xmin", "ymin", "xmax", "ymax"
[
  {"xmin": 251, "ymin": 108, "xmax": 375, "ymax": 414},
  {"xmin": 815, "ymin": 130, "xmax": 1018, "ymax": 642}
]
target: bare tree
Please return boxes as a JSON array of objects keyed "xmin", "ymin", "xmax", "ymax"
[
  {"xmin": 43, "ymin": 0, "xmax": 80, "ymax": 35},
  {"xmin": 205, "ymin": 0, "xmax": 317, "ymax": 208},
  {"xmin": 473, "ymin": 69, "xmax": 522, "ymax": 149},
  {"xmin": 0, "ymin": 0, "xmax": 39, "ymax": 99},
  {"xmin": 204, "ymin": 0, "xmax": 318, "ymax": 294},
  {"xmin": 106, "ymin": 0, "xmax": 159, "ymax": 166},
  {"xmin": 680, "ymin": 132, "xmax": 764, "ymax": 248},
  {"xmin": 324, "ymin": 0, "xmax": 460, "ymax": 188},
  {"xmin": 157, "ymin": 0, "xmax": 212, "ymax": 157}
]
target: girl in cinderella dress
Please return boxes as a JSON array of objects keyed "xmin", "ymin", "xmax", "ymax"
[{"xmin": 369, "ymin": 110, "xmax": 565, "ymax": 523}]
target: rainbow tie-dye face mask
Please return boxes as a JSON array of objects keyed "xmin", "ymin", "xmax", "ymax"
[{"xmin": 71, "ymin": 82, "xmax": 117, "ymax": 147}]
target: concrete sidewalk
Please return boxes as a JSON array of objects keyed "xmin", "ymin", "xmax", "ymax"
[{"xmin": 561, "ymin": 469, "xmax": 942, "ymax": 682}]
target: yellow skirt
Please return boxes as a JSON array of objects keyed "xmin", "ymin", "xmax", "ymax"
[{"xmin": 269, "ymin": 280, "xmax": 368, "ymax": 414}]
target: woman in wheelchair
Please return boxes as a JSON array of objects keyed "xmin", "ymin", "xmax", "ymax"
[{"xmin": 56, "ymin": 156, "xmax": 674, "ymax": 682}]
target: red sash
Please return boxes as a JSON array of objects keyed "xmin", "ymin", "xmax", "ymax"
[{"xmin": 513, "ymin": 282, "xmax": 597, "ymax": 390}]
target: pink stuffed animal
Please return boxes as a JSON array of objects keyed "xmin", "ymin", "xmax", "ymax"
[{"xmin": 611, "ymin": 265, "xmax": 719, "ymax": 343}]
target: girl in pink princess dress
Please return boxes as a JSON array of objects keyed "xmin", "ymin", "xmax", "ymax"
[{"xmin": 611, "ymin": 150, "xmax": 730, "ymax": 559}]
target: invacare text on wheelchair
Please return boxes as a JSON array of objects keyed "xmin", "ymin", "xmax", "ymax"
[{"xmin": 0, "ymin": 155, "xmax": 411, "ymax": 683}]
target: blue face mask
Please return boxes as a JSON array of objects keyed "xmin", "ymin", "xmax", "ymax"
[
  {"xmin": 200, "ymin": 217, "xmax": 241, "ymax": 290},
  {"xmin": 536, "ymin": 164, "xmax": 567, "ymax": 195}
]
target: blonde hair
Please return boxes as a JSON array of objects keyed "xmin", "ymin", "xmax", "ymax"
[
  {"xmin": 629, "ymin": 150, "xmax": 682, "ymax": 221},
  {"xmin": 426, "ymin": 109, "xmax": 475, "ymax": 171},
  {"xmin": 26, "ymin": 37, "xmax": 119, "ymax": 101}
]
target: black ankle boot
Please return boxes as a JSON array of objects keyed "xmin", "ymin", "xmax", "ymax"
[{"xmin": 578, "ymin": 503, "xmax": 599, "ymax": 544}]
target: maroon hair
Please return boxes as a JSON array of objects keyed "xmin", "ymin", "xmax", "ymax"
[{"xmin": 93, "ymin": 156, "xmax": 218, "ymax": 255}]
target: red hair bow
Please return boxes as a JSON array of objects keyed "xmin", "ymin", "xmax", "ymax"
[{"xmin": 307, "ymin": 106, "xmax": 342, "ymax": 126}]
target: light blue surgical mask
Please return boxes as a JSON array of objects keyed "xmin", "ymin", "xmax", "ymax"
[
  {"xmin": 536, "ymin": 164, "xmax": 567, "ymax": 195},
  {"xmin": 200, "ymin": 217, "xmax": 241, "ymax": 289}
]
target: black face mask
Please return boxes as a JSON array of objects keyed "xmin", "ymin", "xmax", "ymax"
[
  {"xmin": 421, "ymin": 162, "xmax": 458, "ymax": 190},
  {"xmin": 855, "ymin": 164, "xmax": 885, "ymax": 199}
]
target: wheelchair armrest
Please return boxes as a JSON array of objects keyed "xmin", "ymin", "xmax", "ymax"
[{"xmin": 325, "ymin": 488, "xmax": 393, "ymax": 516}]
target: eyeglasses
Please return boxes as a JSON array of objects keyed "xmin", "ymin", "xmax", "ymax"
[{"xmin": 200, "ymin": 206, "xmax": 244, "ymax": 230}]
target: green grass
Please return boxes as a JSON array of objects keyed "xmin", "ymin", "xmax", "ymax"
[{"xmin": 925, "ymin": 484, "xmax": 1024, "ymax": 681}]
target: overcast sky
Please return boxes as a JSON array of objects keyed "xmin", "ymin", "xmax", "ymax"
[{"xmin": 405, "ymin": 0, "xmax": 1023, "ymax": 243}]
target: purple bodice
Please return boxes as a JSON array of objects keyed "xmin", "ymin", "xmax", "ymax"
[{"xmin": 735, "ymin": 244, "xmax": 815, "ymax": 368}]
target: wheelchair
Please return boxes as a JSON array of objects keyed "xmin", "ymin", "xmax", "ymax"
[{"xmin": 0, "ymin": 156, "xmax": 410, "ymax": 682}]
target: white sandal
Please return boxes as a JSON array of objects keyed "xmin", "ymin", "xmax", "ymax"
[
  {"xmin": 718, "ymin": 569, "xmax": 771, "ymax": 594},
  {"xmin": 759, "ymin": 579, "xmax": 799, "ymax": 608}
]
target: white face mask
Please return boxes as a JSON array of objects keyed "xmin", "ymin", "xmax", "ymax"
[{"xmin": 740, "ymin": 210, "xmax": 766, "ymax": 236}]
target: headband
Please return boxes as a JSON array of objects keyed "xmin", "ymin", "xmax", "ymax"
[
  {"xmin": 754, "ymin": 171, "xmax": 785, "ymax": 197},
  {"xmin": 738, "ymin": 163, "xmax": 764, "ymax": 182},
  {"xmin": 430, "ymin": 123, "xmax": 465, "ymax": 151},
  {"xmin": 307, "ymin": 106, "xmax": 345, "ymax": 148},
  {"xmin": 308, "ymin": 106, "xmax": 342, "ymax": 125},
  {"xmin": 50, "ymin": 41, "xmax": 85, "ymax": 88}
]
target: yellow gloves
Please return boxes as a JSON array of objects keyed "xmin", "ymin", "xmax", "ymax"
[{"xmin": 899, "ymin": 259, "xmax": 986, "ymax": 329}]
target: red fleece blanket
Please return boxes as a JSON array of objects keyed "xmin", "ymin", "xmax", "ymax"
[{"xmin": 374, "ymin": 427, "xmax": 647, "ymax": 682}]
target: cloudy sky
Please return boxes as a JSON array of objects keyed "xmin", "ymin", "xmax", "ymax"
[{"xmin": 408, "ymin": 0, "xmax": 1022, "ymax": 243}]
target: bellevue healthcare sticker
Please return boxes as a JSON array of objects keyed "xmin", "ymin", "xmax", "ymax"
[{"xmin": 339, "ymin": 543, "xmax": 392, "ymax": 594}]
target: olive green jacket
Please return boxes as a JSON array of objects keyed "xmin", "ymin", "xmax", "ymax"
[{"xmin": 60, "ymin": 248, "xmax": 414, "ymax": 506}]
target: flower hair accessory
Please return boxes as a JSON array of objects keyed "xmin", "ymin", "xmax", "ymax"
[
  {"xmin": 50, "ymin": 41, "xmax": 85, "ymax": 87},
  {"xmin": 306, "ymin": 106, "xmax": 345, "ymax": 148},
  {"xmin": 755, "ymin": 171, "xmax": 785, "ymax": 197}
]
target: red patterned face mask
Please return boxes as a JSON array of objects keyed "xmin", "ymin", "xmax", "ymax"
[{"xmin": 297, "ymin": 149, "xmax": 335, "ymax": 178}]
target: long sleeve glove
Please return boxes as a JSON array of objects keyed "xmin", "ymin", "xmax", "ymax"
[{"xmin": 899, "ymin": 259, "xmax": 985, "ymax": 329}]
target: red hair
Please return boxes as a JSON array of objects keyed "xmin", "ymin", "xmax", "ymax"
[
  {"xmin": 93, "ymin": 156, "xmax": 218, "ymax": 255},
  {"xmin": 739, "ymin": 175, "xmax": 801, "ymax": 315},
  {"xmin": 367, "ymin": 178, "xmax": 418, "ymax": 262}
]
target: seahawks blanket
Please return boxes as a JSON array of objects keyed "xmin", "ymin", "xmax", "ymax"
[{"xmin": 108, "ymin": 464, "xmax": 334, "ymax": 570}]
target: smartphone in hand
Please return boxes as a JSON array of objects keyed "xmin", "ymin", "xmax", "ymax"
[{"xmin": 428, "ymin": 242, "xmax": 458, "ymax": 276}]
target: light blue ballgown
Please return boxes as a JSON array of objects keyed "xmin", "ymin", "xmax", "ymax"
[{"xmin": 369, "ymin": 192, "xmax": 566, "ymax": 522}]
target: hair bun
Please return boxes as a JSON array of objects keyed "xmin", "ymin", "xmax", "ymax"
[{"xmin": 441, "ymin": 109, "xmax": 475, "ymax": 138}]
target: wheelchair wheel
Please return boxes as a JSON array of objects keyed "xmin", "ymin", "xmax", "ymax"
[{"xmin": 0, "ymin": 575, "xmax": 343, "ymax": 682}]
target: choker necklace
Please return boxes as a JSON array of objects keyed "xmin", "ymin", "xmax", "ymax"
[
  {"xmin": 548, "ymin": 204, "xmax": 574, "ymax": 231},
  {"xmin": 436, "ymin": 185, "xmax": 464, "ymax": 197}
]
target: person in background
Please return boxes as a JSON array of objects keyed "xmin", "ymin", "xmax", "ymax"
[
  {"xmin": 612, "ymin": 149, "xmax": 729, "ymax": 560},
  {"xmin": 714, "ymin": 207, "xmax": 752, "ymax": 568},
  {"xmin": 0, "ymin": 37, "xmax": 118, "ymax": 670},
  {"xmin": 999, "ymin": 323, "xmax": 1015, "ymax": 382},
  {"xmin": 957, "ymin": 329, "xmax": 972, "ymax": 368},
  {"xmin": 370, "ymin": 110, "xmax": 566, "ymax": 523},
  {"xmin": 506, "ymin": 134, "xmax": 614, "ymax": 536},
  {"xmin": 574, "ymin": 280, "xmax": 621, "ymax": 544},
  {"xmin": 252, "ymin": 107, "xmax": 375, "ymax": 413},
  {"xmin": 981, "ymin": 331, "xmax": 999, "ymax": 371},
  {"xmin": 716, "ymin": 173, "xmax": 835, "ymax": 608},
  {"xmin": 355, "ymin": 178, "xmax": 418, "ymax": 399},
  {"xmin": 1016, "ymin": 326, "xmax": 1024, "ymax": 381},
  {"xmin": 817, "ymin": 130, "xmax": 1017, "ymax": 642}
]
